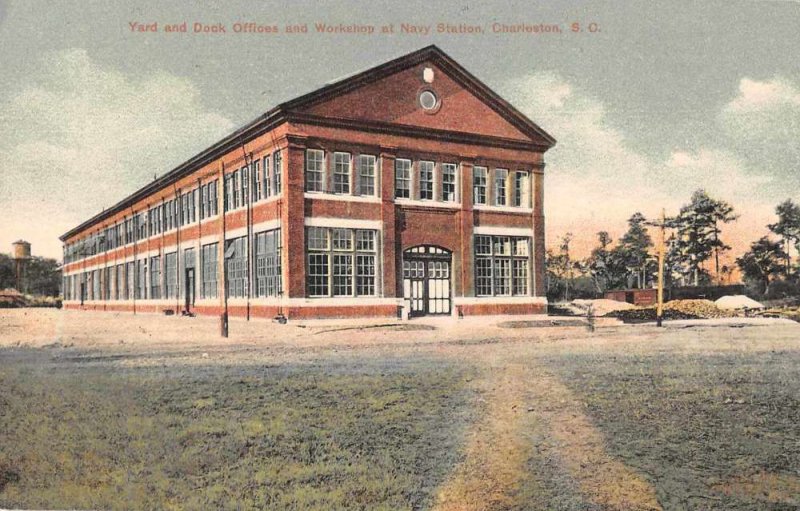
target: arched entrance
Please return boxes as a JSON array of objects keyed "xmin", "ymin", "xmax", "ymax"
[{"xmin": 402, "ymin": 245, "xmax": 452, "ymax": 317}]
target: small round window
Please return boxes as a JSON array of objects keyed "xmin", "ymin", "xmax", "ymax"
[{"xmin": 419, "ymin": 90, "xmax": 438, "ymax": 110}]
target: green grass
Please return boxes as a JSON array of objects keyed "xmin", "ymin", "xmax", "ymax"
[
  {"xmin": 543, "ymin": 348, "xmax": 800, "ymax": 510},
  {"xmin": 0, "ymin": 356, "xmax": 474, "ymax": 510}
]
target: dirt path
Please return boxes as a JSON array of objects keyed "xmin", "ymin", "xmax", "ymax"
[{"xmin": 433, "ymin": 352, "xmax": 663, "ymax": 511}]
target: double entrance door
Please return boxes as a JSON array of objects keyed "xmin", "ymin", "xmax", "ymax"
[{"xmin": 402, "ymin": 246, "xmax": 451, "ymax": 317}]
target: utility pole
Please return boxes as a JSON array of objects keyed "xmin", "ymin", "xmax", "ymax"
[{"xmin": 656, "ymin": 208, "xmax": 666, "ymax": 327}]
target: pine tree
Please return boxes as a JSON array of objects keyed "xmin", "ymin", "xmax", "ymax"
[{"xmin": 768, "ymin": 199, "xmax": 800, "ymax": 276}]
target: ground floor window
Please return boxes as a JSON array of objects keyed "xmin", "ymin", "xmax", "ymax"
[
  {"xmin": 255, "ymin": 228, "xmax": 282, "ymax": 297},
  {"xmin": 306, "ymin": 227, "xmax": 378, "ymax": 297},
  {"xmin": 474, "ymin": 235, "xmax": 530, "ymax": 297},
  {"xmin": 136, "ymin": 259, "xmax": 147, "ymax": 300},
  {"xmin": 201, "ymin": 243, "xmax": 218, "ymax": 298},
  {"xmin": 225, "ymin": 237, "xmax": 248, "ymax": 298},
  {"xmin": 150, "ymin": 256, "xmax": 161, "ymax": 299},
  {"xmin": 165, "ymin": 252, "xmax": 178, "ymax": 299}
]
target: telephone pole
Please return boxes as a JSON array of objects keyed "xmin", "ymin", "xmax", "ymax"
[{"xmin": 656, "ymin": 209, "xmax": 665, "ymax": 327}]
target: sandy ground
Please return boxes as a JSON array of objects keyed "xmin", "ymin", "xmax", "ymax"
[{"xmin": 2, "ymin": 309, "xmax": 799, "ymax": 509}]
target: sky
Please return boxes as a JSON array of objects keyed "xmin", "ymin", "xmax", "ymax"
[{"xmin": 1, "ymin": 0, "xmax": 798, "ymax": 266}]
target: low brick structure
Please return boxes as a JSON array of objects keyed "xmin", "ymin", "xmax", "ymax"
[{"xmin": 60, "ymin": 46, "xmax": 555, "ymax": 319}]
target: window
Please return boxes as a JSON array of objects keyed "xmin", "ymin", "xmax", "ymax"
[
  {"xmin": 442, "ymin": 163, "xmax": 457, "ymax": 202},
  {"xmin": 200, "ymin": 186, "xmax": 208, "ymax": 220},
  {"xmin": 419, "ymin": 90, "xmax": 438, "ymax": 110},
  {"xmin": 201, "ymin": 243, "xmax": 218, "ymax": 299},
  {"xmin": 262, "ymin": 154, "xmax": 272, "ymax": 198},
  {"xmin": 252, "ymin": 159, "xmax": 261, "ymax": 202},
  {"xmin": 208, "ymin": 179, "xmax": 218, "ymax": 216},
  {"xmin": 274, "ymin": 150, "xmax": 282, "ymax": 195},
  {"xmin": 333, "ymin": 152, "xmax": 351, "ymax": 194},
  {"xmin": 225, "ymin": 173, "xmax": 234, "ymax": 212},
  {"xmin": 135, "ymin": 259, "xmax": 147, "ymax": 299},
  {"xmin": 103, "ymin": 267, "xmax": 111, "ymax": 300},
  {"xmin": 125, "ymin": 262, "xmax": 133, "ymax": 300},
  {"xmin": 306, "ymin": 227, "xmax": 378, "ymax": 297},
  {"xmin": 165, "ymin": 252, "xmax": 178, "ymax": 299},
  {"xmin": 419, "ymin": 161, "xmax": 434, "ymax": 200},
  {"xmin": 473, "ymin": 166, "xmax": 487, "ymax": 205},
  {"xmin": 494, "ymin": 169, "xmax": 508, "ymax": 206},
  {"xmin": 306, "ymin": 149, "xmax": 325, "ymax": 192},
  {"xmin": 357, "ymin": 154, "xmax": 376, "ymax": 196},
  {"xmin": 150, "ymin": 256, "xmax": 161, "ymax": 299},
  {"xmin": 395, "ymin": 158, "xmax": 411, "ymax": 199},
  {"xmin": 474, "ymin": 235, "xmax": 530, "ymax": 297},
  {"xmin": 232, "ymin": 170, "xmax": 241, "ymax": 209},
  {"xmin": 190, "ymin": 189, "xmax": 197, "ymax": 222},
  {"xmin": 225, "ymin": 237, "xmax": 247, "ymax": 298},
  {"xmin": 241, "ymin": 166, "xmax": 249, "ymax": 206},
  {"xmin": 513, "ymin": 171, "xmax": 530, "ymax": 208},
  {"xmin": 115, "ymin": 263, "xmax": 123, "ymax": 300},
  {"xmin": 255, "ymin": 229, "xmax": 282, "ymax": 297}
]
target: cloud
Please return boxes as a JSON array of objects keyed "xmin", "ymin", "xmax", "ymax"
[
  {"xmin": 501, "ymin": 72, "xmax": 778, "ymax": 258},
  {"xmin": 0, "ymin": 49, "xmax": 235, "ymax": 259},
  {"xmin": 719, "ymin": 76, "xmax": 800, "ymax": 191}
]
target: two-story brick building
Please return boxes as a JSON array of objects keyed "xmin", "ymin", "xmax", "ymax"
[{"xmin": 60, "ymin": 45, "xmax": 555, "ymax": 319}]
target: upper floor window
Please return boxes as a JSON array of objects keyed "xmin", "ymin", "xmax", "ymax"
[
  {"xmin": 442, "ymin": 163, "xmax": 457, "ymax": 202},
  {"xmin": 513, "ymin": 171, "xmax": 530, "ymax": 208},
  {"xmin": 395, "ymin": 159, "xmax": 412, "ymax": 199},
  {"xmin": 262, "ymin": 154, "xmax": 272, "ymax": 198},
  {"xmin": 253, "ymin": 159, "xmax": 262, "ymax": 202},
  {"xmin": 419, "ymin": 161, "xmax": 434, "ymax": 200},
  {"xmin": 494, "ymin": 169, "xmax": 508, "ymax": 206},
  {"xmin": 473, "ymin": 166, "xmax": 487, "ymax": 205},
  {"xmin": 274, "ymin": 150, "xmax": 282, "ymax": 194},
  {"xmin": 306, "ymin": 149, "xmax": 325, "ymax": 193},
  {"xmin": 333, "ymin": 152, "xmax": 351, "ymax": 194},
  {"xmin": 358, "ymin": 155, "xmax": 376, "ymax": 196}
]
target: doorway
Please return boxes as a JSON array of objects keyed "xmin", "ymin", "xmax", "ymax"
[
  {"xmin": 185, "ymin": 268, "xmax": 195, "ymax": 313},
  {"xmin": 402, "ymin": 246, "xmax": 451, "ymax": 317}
]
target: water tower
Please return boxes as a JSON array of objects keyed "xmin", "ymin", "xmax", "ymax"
[{"xmin": 12, "ymin": 240, "xmax": 31, "ymax": 294}]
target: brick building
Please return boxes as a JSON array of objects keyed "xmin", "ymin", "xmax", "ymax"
[{"xmin": 60, "ymin": 46, "xmax": 556, "ymax": 319}]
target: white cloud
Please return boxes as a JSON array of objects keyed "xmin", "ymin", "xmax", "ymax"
[
  {"xmin": 719, "ymin": 76, "xmax": 800, "ymax": 189},
  {"xmin": 0, "ymin": 49, "xmax": 235, "ymax": 259},
  {"xmin": 502, "ymin": 72, "xmax": 779, "ymax": 257},
  {"xmin": 725, "ymin": 77, "xmax": 800, "ymax": 112}
]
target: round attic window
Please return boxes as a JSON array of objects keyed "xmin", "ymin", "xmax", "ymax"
[{"xmin": 419, "ymin": 90, "xmax": 438, "ymax": 111}]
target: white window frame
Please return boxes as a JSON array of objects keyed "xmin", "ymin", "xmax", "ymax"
[{"xmin": 306, "ymin": 149, "xmax": 325, "ymax": 193}]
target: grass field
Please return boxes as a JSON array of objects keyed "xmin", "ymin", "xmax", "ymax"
[{"xmin": 1, "ymin": 310, "xmax": 799, "ymax": 510}]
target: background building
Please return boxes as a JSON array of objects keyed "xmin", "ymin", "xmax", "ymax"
[{"xmin": 60, "ymin": 45, "xmax": 555, "ymax": 319}]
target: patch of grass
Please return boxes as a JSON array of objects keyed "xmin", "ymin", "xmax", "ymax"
[
  {"xmin": 545, "ymin": 349, "xmax": 800, "ymax": 510},
  {"xmin": 0, "ymin": 356, "xmax": 473, "ymax": 510}
]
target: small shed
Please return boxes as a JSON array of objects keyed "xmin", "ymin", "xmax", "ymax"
[{"xmin": 604, "ymin": 288, "xmax": 658, "ymax": 307}]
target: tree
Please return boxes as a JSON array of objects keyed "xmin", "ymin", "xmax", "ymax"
[
  {"xmin": 613, "ymin": 212, "xmax": 654, "ymax": 289},
  {"xmin": 768, "ymin": 199, "xmax": 800, "ymax": 276},
  {"xmin": 0, "ymin": 253, "xmax": 61, "ymax": 296},
  {"xmin": 736, "ymin": 236, "xmax": 787, "ymax": 295},
  {"xmin": 585, "ymin": 231, "xmax": 618, "ymax": 293},
  {"xmin": 672, "ymin": 189, "xmax": 738, "ymax": 286}
]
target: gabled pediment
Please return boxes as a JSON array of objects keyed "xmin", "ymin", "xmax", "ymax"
[{"xmin": 279, "ymin": 46, "xmax": 556, "ymax": 149}]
